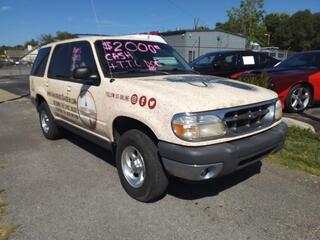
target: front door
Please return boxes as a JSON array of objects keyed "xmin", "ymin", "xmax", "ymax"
[{"xmin": 63, "ymin": 41, "xmax": 107, "ymax": 137}]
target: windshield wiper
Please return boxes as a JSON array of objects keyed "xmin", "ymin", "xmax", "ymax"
[{"xmin": 165, "ymin": 68, "xmax": 199, "ymax": 74}]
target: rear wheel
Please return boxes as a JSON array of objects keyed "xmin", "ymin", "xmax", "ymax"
[
  {"xmin": 285, "ymin": 84, "xmax": 312, "ymax": 113},
  {"xmin": 116, "ymin": 129, "xmax": 168, "ymax": 202},
  {"xmin": 38, "ymin": 102, "xmax": 62, "ymax": 139}
]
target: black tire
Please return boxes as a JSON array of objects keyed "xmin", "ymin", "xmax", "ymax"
[
  {"xmin": 38, "ymin": 102, "xmax": 62, "ymax": 140},
  {"xmin": 116, "ymin": 129, "xmax": 168, "ymax": 202},
  {"xmin": 285, "ymin": 84, "xmax": 312, "ymax": 113}
]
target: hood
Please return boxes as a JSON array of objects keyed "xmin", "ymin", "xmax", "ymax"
[{"xmin": 117, "ymin": 74, "xmax": 277, "ymax": 112}]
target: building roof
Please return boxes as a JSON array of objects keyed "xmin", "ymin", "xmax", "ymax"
[
  {"xmin": 5, "ymin": 49, "xmax": 28, "ymax": 59},
  {"xmin": 160, "ymin": 29, "xmax": 247, "ymax": 39}
]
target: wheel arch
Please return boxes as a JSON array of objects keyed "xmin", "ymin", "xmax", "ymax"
[
  {"xmin": 290, "ymin": 81, "xmax": 314, "ymax": 100},
  {"xmin": 112, "ymin": 116, "xmax": 159, "ymax": 144},
  {"xmin": 35, "ymin": 94, "xmax": 47, "ymax": 110}
]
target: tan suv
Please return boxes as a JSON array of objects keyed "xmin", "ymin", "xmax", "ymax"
[{"xmin": 30, "ymin": 35, "xmax": 287, "ymax": 202}]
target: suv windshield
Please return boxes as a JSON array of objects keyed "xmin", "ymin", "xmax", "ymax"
[
  {"xmin": 276, "ymin": 52, "xmax": 320, "ymax": 69},
  {"xmin": 95, "ymin": 39, "xmax": 194, "ymax": 77}
]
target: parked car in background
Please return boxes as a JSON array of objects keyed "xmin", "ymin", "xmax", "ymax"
[
  {"xmin": 236, "ymin": 51, "xmax": 320, "ymax": 112},
  {"xmin": 191, "ymin": 50, "xmax": 279, "ymax": 78}
]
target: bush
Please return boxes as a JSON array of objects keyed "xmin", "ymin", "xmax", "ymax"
[{"xmin": 237, "ymin": 72, "xmax": 270, "ymax": 88}]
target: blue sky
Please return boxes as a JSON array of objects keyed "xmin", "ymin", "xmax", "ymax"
[{"xmin": 0, "ymin": 0, "xmax": 319, "ymax": 46}]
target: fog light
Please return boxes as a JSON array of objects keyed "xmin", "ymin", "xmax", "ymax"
[{"xmin": 200, "ymin": 168, "xmax": 215, "ymax": 179}]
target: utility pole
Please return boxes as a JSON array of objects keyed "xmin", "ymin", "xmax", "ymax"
[
  {"xmin": 198, "ymin": 36, "xmax": 201, "ymax": 57},
  {"xmin": 264, "ymin": 33, "xmax": 271, "ymax": 47}
]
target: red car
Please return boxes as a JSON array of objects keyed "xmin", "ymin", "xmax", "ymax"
[{"xmin": 236, "ymin": 51, "xmax": 320, "ymax": 112}]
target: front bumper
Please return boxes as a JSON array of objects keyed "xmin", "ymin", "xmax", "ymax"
[{"xmin": 158, "ymin": 122, "xmax": 287, "ymax": 181}]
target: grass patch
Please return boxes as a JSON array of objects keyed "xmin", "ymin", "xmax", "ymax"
[
  {"xmin": 269, "ymin": 126, "xmax": 320, "ymax": 176},
  {"xmin": 0, "ymin": 191, "xmax": 14, "ymax": 240}
]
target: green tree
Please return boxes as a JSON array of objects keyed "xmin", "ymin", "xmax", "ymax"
[
  {"xmin": 215, "ymin": 0, "xmax": 266, "ymax": 45},
  {"xmin": 55, "ymin": 31, "xmax": 77, "ymax": 41},
  {"xmin": 312, "ymin": 13, "xmax": 320, "ymax": 49},
  {"xmin": 265, "ymin": 10, "xmax": 319, "ymax": 51},
  {"xmin": 265, "ymin": 13, "xmax": 291, "ymax": 48},
  {"xmin": 38, "ymin": 34, "xmax": 55, "ymax": 45},
  {"xmin": 24, "ymin": 38, "xmax": 39, "ymax": 48},
  {"xmin": 289, "ymin": 10, "xmax": 314, "ymax": 51}
]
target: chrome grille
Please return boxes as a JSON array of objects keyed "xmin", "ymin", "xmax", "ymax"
[{"xmin": 223, "ymin": 102, "xmax": 274, "ymax": 135}]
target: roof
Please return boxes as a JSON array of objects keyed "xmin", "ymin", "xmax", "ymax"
[
  {"xmin": 41, "ymin": 34, "xmax": 167, "ymax": 48},
  {"xmin": 5, "ymin": 49, "xmax": 28, "ymax": 59},
  {"xmin": 160, "ymin": 29, "xmax": 247, "ymax": 39},
  {"xmin": 20, "ymin": 47, "xmax": 39, "ymax": 59}
]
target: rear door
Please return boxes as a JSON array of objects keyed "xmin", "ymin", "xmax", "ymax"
[
  {"xmin": 30, "ymin": 47, "xmax": 51, "ymax": 100},
  {"xmin": 238, "ymin": 52, "xmax": 259, "ymax": 73},
  {"xmin": 47, "ymin": 43, "xmax": 79, "ymax": 124}
]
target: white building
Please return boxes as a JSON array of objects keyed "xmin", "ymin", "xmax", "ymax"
[{"xmin": 161, "ymin": 29, "xmax": 247, "ymax": 62}]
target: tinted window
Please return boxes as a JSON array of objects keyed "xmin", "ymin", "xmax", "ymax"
[
  {"xmin": 277, "ymin": 52, "xmax": 320, "ymax": 68},
  {"xmin": 259, "ymin": 54, "xmax": 277, "ymax": 66},
  {"xmin": 193, "ymin": 53, "xmax": 217, "ymax": 66},
  {"xmin": 48, "ymin": 41, "xmax": 98, "ymax": 80},
  {"xmin": 240, "ymin": 53, "xmax": 258, "ymax": 66},
  {"xmin": 217, "ymin": 53, "xmax": 238, "ymax": 68},
  {"xmin": 69, "ymin": 41, "xmax": 98, "ymax": 75},
  {"xmin": 31, "ymin": 47, "xmax": 51, "ymax": 77},
  {"xmin": 48, "ymin": 44, "xmax": 71, "ymax": 79}
]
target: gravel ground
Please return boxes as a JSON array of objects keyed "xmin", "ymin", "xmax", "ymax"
[{"xmin": 0, "ymin": 98, "xmax": 319, "ymax": 240}]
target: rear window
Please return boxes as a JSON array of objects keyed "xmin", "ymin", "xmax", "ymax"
[{"xmin": 30, "ymin": 47, "xmax": 51, "ymax": 77}]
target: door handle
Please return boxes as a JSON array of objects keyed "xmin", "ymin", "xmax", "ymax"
[
  {"xmin": 66, "ymin": 86, "xmax": 71, "ymax": 92},
  {"xmin": 45, "ymin": 82, "xmax": 49, "ymax": 87}
]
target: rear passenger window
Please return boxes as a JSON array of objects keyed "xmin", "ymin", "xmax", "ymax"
[
  {"xmin": 240, "ymin": 55, "xmax": 257, "ymax": 66},
  {"xmin": 48, "ymin": 41, "xmax": 98, "ymax": 80},
  {"xmin": 31, "ymin": 47, "xmax": 51, "ymax": 77},
  {"xmin": 217, "ymin": 53, "xmax": 238, "ymax": 68},
  {"xmin": 48, "ymin": 44, "xmax": 71, "ymax": 79}
]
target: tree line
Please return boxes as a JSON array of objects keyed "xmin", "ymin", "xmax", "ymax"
[
  {"xmin": 0, "ymin": 31, "xmax": 77, "ymax": 55},
  {"xmin": 215, "ymin": 0, "xmax": 320, "ymax": 51}
]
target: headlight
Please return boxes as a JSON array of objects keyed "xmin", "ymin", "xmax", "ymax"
[
  {"xmin": 172, "ymin": 113, "xmax": 226, "ymax": 141},
  {"xmin": 275, "ymin": 99, "xmax": 282, "ymax": 121}
]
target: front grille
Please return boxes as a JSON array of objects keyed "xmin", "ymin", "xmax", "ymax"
[{"xmin": 223, "ymin": 102, "xmax": 274, "ymax": 135}]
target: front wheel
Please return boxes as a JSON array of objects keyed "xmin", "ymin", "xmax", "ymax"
[
  {"xmin": 116, "ymin": 129, "xmax": 168, "ymax": 202},
  {"xmin": 285, "ymin": 84, "xmax": 312, "ymax": 113}
]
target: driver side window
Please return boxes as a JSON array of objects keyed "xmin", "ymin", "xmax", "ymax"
[
  {"xmin": 194, "ymin": 54, "xmax": 216, "ymax": 66},
  {"xmin": 48, "ymin": 41, "xmax": 98, "ymax": 82},
  {"xmin": 69, "ymin": 41, "xmax": 98, "ymax": 78}
]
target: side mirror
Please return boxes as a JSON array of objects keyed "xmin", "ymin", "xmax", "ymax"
[
  {"xmin": 73, "ymin": 67, "xmax": 99, "ymax": 85},
  {"xmin": 73, "ymin": 66, "xmax": 92, "ymax": 80}
]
